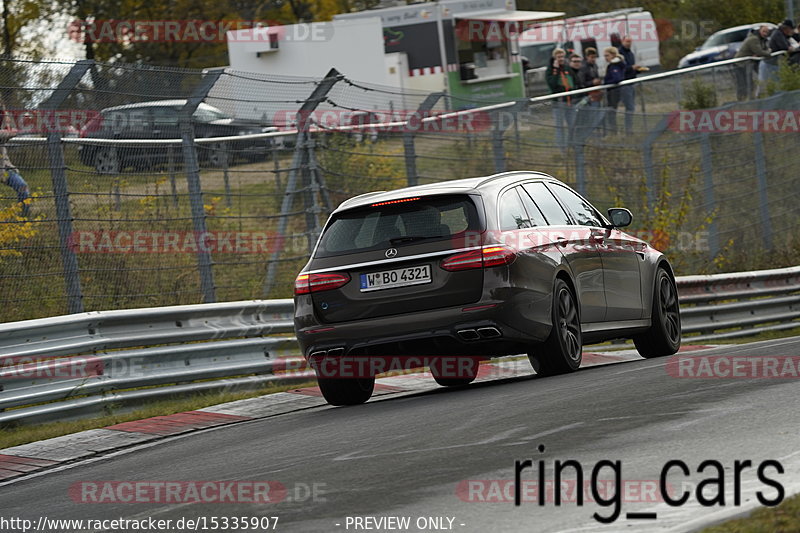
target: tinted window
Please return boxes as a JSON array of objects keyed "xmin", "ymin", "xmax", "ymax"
[
  {"xmin": 498, "ymin": 189, "xmax": 531, "ymax": 230},
  {"xmin": 193, "ymin": 104, "xmax": 229, "ymax": 123},
  {"xmin": 316, "ymin": 195, "xmax": 480, "ymax": 257},
  {"xmin": 521, "ymin": 182, "xmax": 571, "ymax": 225},
  {"xmin": 549, "ymin": 184, "xmax": 605, "ymax": 227},
  {"xmin": 515, "ymin": 186, "xmax": 548, "ymax": 226},
  {"xmin": 152, "ymin": 107, "xmax": 179, "ymax": 126}
]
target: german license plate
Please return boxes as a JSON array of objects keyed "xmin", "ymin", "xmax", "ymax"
[{"xmin": 360, "ymin": 265, "xmax": 432, "ymax": 292}]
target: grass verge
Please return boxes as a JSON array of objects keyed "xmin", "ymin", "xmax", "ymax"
[
  {"xmin": 700, "ymin": 494, "xmax": 800, "ymax": 533},
  {"xmin": 0, "ymin": 380, "xmax": 316, "ymax": 451}
]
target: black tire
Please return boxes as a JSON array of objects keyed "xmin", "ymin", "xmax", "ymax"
[
  {"xmin": 316, "ymin": 376, "xmax": 374, "ymax": 406},
  {"xmin": 430, "ymin": 357, "xmax": 478, "ymax": 387},
  {"xmin": 94, "ymin": 147, "xmax": 120, "ymax": 174},
  {"xmin": 528, "ymin": 278, "xmax": 582, "ymax": 376},
  {"xmin": 634, "ymin": 267, "xmax": 681, "ymax": 358}
]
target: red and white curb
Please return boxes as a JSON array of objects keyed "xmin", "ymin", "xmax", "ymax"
[{"xmin": 0, "ymin": 346, "xmax": 716, "ymax": 482}]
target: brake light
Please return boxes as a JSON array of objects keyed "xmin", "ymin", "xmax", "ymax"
[
  {"xmin": 440, "ymin": 245, "xmax": 516, "ymax": 271},
  {"xmin": 371, "ymin": 197, "xmax": 421, "ymax": 207},
  {"xmin": 294, "ymin": 272, "xmax": 351, "ymax": 295}
]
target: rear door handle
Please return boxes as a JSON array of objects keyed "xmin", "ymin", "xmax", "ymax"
[{"xmin": 555, "ymin": 237, "xmax": 568, "ymax": 247}]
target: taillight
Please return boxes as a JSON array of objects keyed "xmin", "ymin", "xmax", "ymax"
[
  {"xmin": 294, "ymin": 272, "xmax": 350, "ymax": 295},
  {"xmin": 440, "ymin": 245, "xmax": 516, "ymax": 271}
]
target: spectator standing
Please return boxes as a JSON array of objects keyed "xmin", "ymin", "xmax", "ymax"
[
  {"xmin": 603, "ymin": 47, "xmax": 626, "ymax": 135},
  {"xmin": 761, "ymin": 20, "xmax": 799, "ymax": 94},
  {"xmin": 546, "ymin": 48, "xmax": 575, "ymax": 149},
  {"xmin": 0, "ymin": 103, "xmax": 31, "ymax": 216},
  {"xmin": 734, "ymin": 25, "xmax": 771, "ymax": 99},
  {"xmin": 616, "ymin": 35, "xmax": 640, "ymax": 134},
  {"xmin": 578, "ymin": 48, "xmax": 603, "ymax": 106}
]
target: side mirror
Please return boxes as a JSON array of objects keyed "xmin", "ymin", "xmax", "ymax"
[{"xmin": 607, "ymin": 207, "xmax": 633, "ymax": 228}]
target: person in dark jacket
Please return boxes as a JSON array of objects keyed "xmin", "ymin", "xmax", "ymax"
[
  {"xmin": 546, "ymin": 48, "xmax": 575, "ymax": 149},
  {"xmin": 603, "ymin": 46, "xmax": 627, "ymax": 135},
  {"xmin": 616, "ymin": 35, "xmax": 639, "ymax": 134},
  {"xmin": 578, "ymin": 47, "xmax": 603, "ymax": 106},
  {"xmin": 760, "ymin": 20, "xmax": 799, "ymax": 94},
  {"xmin": 734, "ymin": 25, "xmax": 771, "ymax": 99}
]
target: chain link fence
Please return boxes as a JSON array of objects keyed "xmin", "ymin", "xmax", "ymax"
[{"xmin": 1, "ymin": 55, "xmax": 797, "ymax": 322}]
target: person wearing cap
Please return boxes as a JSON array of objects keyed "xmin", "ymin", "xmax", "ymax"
[
  {"xmin": 759, "ymin": 20, "xmax": 800, "ymax": 95},
  {"xmin": 734, "ymin": 25, "xmax": 771, "ymax": 99}
]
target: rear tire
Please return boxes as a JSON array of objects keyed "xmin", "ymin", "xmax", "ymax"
[
  {"xmin": 316, "ymin": 376, "xmax": 374, "ymax": 406},
  {"xmin": 430, "ymin": 357, "xmax": 478, "ymax": 387},
  {"xmin": 634, "ymin": 267, "xmax": 681, "ymax": 358},
  {"xmin": 528, "ymin": 278, "xmax": 582, "ymax": 376}
]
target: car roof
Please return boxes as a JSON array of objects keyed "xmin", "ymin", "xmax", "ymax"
[
  {"xmin": 711, "ymin": 22, "xmax": 775, "ymax": 36},
  {"xmin": 335, "ymin": 171, "xmax": 560, "ymax": 211},
  {"xmin": 101, "ymin": 100, "xmax": 220, "ymax": 113}
]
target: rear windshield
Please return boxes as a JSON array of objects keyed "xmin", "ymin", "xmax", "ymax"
[{"xmin": 315, "ymin": 195, "xmax": 481, "ymax": 258}]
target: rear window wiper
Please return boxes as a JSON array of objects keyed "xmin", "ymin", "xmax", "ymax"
[{"xmin": 389, "ymin": 235, "xmax": 446, "ymax": 245}]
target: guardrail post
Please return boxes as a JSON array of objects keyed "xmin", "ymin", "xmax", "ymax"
[
  {"xmin": 40, "ymin": 60, "xmax": 94, "ymax": 314},
  {"xmin": 263, "ymin": 69, "xmax": 343, "ymax": 296},
  {"xmin": 699, "ymin": 133, "xmax": 720, "ymax": 258},
  {"xmin": 180, "ymin": 70, "xmax": 223, "ymax": 304},
  {"xmin": 403, "ymin": 92, "xmax": 444, "ymax": 187}
]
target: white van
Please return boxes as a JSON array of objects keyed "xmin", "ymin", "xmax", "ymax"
[{"xmin": 520, "ymin": 8, "xmax": 661, "ymax": 95}]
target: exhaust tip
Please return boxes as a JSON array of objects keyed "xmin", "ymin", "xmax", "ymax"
[
  {"xmin": 457, "ymin": 329, "xmax": 480, "ymax": 341},
  {"xmin": 309, "ymin": 350, "xmax": 327, "ymax": 363},
  {"xmin": 477, "ymin": 327, "xmax": 502, "ymax": 339},
  {"xmin": 327, "ymin": 347, "xmax": 345, "ymax": 357}
]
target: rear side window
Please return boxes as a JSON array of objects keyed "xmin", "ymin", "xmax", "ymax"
[
  {"xmin": 316, "ymin": 195, "xmax": 481, "ymax": 257},
  {"xmin": 549, "ymin": 184, "xmax": 605, "ymax": 227},
  {"xmin": 498, "ymin": 189, "xmax": 531, "ymax": 230},
  {"xmin": 514, "ymin": 186, "xmax": 548, "ymax": 226},
  {"xmin": 521, "ymin": 182, "xmax": 571, "ymax": 225}
]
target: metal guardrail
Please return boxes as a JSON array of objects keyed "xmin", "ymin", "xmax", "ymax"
[{"xmin": 1, "ymin": 266, "xmax": 798, "ymax": 425}]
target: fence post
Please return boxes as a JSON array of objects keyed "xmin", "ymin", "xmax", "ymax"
[
  {"xmin": 489, "ymin": 100, "xmax": 528, "ymax": 174},
  {"xmin": 179, "ymin": 70, "xmax": 223, "ymax": 304},
  {"xmin": 699, "ymin": 133, "xmax": 720, "ymax": 257},
  {"xmin": 403, "ymin": 92, "xmax": 444, "ymax": 187},
  {"xmin": 263, "ymin": 69, "xmax": 343, "ymax": 296},
  {"xmin": 40, "ymin": 60, "xmax": 93, "ymax": 314},
  {"xmin": 753, "ymin": 132, "xmax": 773, "ymax": 250},
  {"xmin": 641, "ymin": 115, "xmax": 671, "ymax": 206}
]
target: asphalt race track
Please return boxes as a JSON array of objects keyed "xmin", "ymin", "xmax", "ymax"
[{"xmin": 2, "ymin": 337, "xmax": 800, "ymax": 533}]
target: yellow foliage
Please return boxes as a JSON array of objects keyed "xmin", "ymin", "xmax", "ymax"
[{"xmin": 0, "ymin": 199, "xmax": 38, "ymax": 259}]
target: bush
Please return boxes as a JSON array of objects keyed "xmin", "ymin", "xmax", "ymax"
[{"xmin": 680, "ymin": 78, "xmax": 718, "ymax": 110}]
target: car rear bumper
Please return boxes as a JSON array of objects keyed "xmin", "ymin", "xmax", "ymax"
[{"xmin": 294, "ymin": 298, "xmax": 552, "ymax": 359}]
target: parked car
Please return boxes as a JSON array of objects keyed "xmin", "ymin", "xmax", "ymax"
[
  {"xmin": 678, "ymin": 23, "xmax": 776, "ymax": 68},
  {"xmin": 293, "ymin": 171, "xmax": 681, "ymax": 405},
  {"xmin": 77, "ymin": 100, "xmax": 277, "ymax": 173}
]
